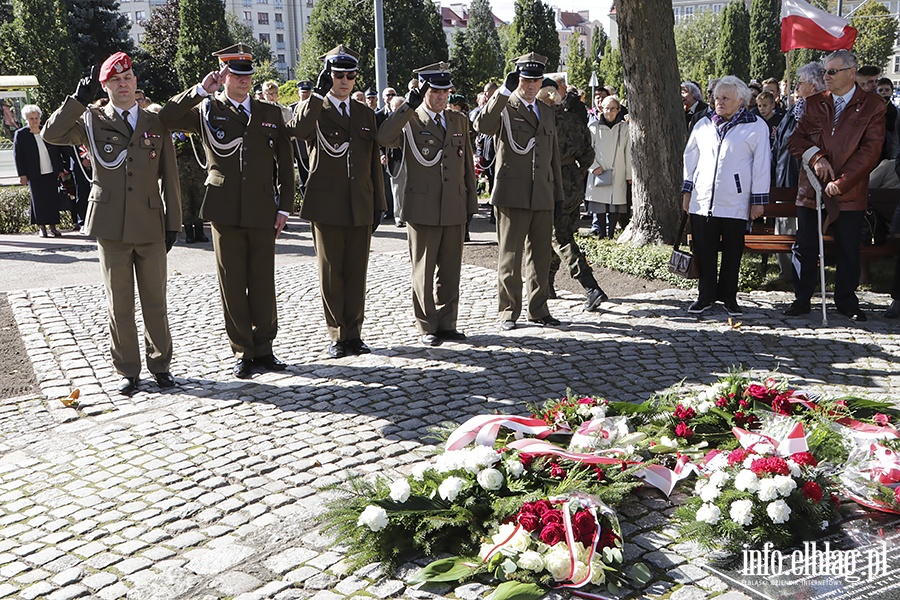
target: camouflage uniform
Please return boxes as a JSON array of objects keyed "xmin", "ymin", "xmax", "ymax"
[
  {"xmin": 550, "ymin": 103, "xmax": 605, "ymax": 307},
  {"xmin": 174, "ymin": 133, "xmax": 208, "ymax": 242}
]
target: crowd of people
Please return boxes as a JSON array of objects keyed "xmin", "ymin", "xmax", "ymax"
[{"xmin": 10, "ymin": 43, "xmax": 899, "ymax": 394}]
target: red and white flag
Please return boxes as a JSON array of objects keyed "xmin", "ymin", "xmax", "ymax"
[{"xmin": 781, "ymin": 0, "xmax": 858, "ymax": 52}]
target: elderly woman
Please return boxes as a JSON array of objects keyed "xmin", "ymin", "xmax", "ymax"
[
  {"xmin": 585, "ymin": 95, "xmax": 631, "ymax": 238},
  {"xmin": 682, "ymin": 76, "xmax": 770, "ymax": 316},
  {"xmin": 14, "ymin": 104, "xmax": 66, "ymax": 238}
]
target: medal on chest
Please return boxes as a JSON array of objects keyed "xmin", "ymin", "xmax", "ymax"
[{"xmin": 103, "ymin": 143, "xmax": 113, "ymax": 154}]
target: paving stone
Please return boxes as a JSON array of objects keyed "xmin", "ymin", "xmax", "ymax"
[
  {"xmin": 51, "ymin": 567, "xmax": 83, "ymax": 586},
  {"xmin": 209, "ymin": 571, "xmax": 263, "ymax": 595},
  {"xmin": 185, "ymin": 544, "xmax": 255, "ymax": 575},
  {"xmin": 82, "ymin": 571, "xmax": 119, "ymax": 591},
  {"xmin": 19, "ymin": 581, "xmax": 55, "ymax": 600},
  {"xmin": 669, "ymin": 584, "xmax": 708, "ymax": 600},
  {"xmin": 46, "ymin": 584, "xmax": 90, "ymax": 600},
  {"xmin": 265, "ymin": 547, "xmax": 319, "ymax": 575}
]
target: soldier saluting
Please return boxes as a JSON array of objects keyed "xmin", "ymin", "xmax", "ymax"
[
  {"xmin": 376, "ymin": 62, "xmax": 478, "ymax": 346},
  {"xmin": 159, "ymin": 44, "xmax": 295, "ymax": 379},
  {"xmin": 42, "ymin": 52, "xmax": 181, "ymax": 395}
]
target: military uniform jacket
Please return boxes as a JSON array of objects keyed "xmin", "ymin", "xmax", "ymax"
[
  {"xmin": 376, "ymin": 103, "xmax": 477, "ymax": 226},
  {"xmin": 158, "ymin": 88, "xmax": 294, "ymax": 228},
  {"xmin": 289, "ymin": 94, "xmax": 386, "ymax": 226},
  {"xmin": 42, "ymin": 97, "xmax": 181, "ymax": 244},
  {"xmin": 473, "ymin": 91, "xmax": 564, "ymax": 211}
]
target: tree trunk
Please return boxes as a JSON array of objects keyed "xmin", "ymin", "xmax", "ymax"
[{"xmin": 615, "ymin": 0, "xmax": 686, "ymax": 246}]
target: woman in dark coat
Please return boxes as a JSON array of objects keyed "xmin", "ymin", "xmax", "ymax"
[{"xmin": 14, "ymin": 104, "xmax": 65, "ymax": 237}]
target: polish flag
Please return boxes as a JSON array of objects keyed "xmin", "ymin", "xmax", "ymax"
[{"xmin": 781, "ymin": 0, "xmax": 858, "ymax": 52}]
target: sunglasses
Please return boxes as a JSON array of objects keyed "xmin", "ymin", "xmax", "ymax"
[
  {"xmin": 385, "ymin": 92, "xmax": 395, "ymax": 97},
  {"xmin": 824, "ymin": 67, "xmax": 851, "ymax": 76},
  {"xmin": 333, "ymin": 72, "xmax": 357, "ymax": 80}
]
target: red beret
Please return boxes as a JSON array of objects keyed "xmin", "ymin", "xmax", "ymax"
[{"xmin": 99, "ymin": 52, "xmax": 133, "ymax": 83}]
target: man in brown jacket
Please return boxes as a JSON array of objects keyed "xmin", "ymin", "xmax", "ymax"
[
  {"xmin": 289, "ymin": 45, "xmax": 386, "ymax": 358},
  {"xmin": 43, "ymin": 53, "xmax": 181, "ymax": 394},
  {"xmin": 786, "ymin": 50, "xmax": 886, "ymax": 322},
  {"xmin": 474, "ymin": 52, "xmax": 564, "ymax": 331},
  {"xmin": 377, "ymin": 63, "xmax": 478, "ymax": 346},
  {"xmin": 159, "ymin": 44, "xmax": 295, "ymax": 377}
]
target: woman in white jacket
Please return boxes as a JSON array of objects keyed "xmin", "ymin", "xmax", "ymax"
[
  {"xmin": 585, "ymin": 96, "xmax": 631, "ymax": 237},
  {"xmin": 682, "ymin": 76, "xmax": 770, "ymax": 316}
]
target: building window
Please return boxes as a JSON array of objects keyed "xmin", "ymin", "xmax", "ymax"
[
  {"xmin": 684, "ymin": 6, "xmax": 694, "ymax": 17},
  {"xmin": 277, "ymin": 54, "xmax": 285, "ymax": 65},
  {"xmin": 274, "ymin": 0, "xmax": 283, "ymax": 7},
  {"xmin": 673, "ymin": 6, "xmax": 682, "ymax": 18},
  {"xmin": 713, "ymin": 4, "xmax": 723, "ymax": 12},
  {"xmin": 258, "ymin": 12, "xmax": 269, "ymax": 24},
  {"xmin": 243, "ymin": 11, "xmax": 251, "ymax": 21},
  {"xmin": 894, "ymin": 56, "xmax": 900, "ymax": 73},
  {"xmin": 135, "ymin": 10, "xmax": 145, "ymax": 22},
  {"xmin": 257, "ymin": 0, "xmax": 268, "ymax": 4},
  {"xmin": 242, "ymin": 0, "xmax": 251, "ymax": 5},
  {"xmin": 259, "ymin": 33, "xmax": 270, "ymax": 43}
]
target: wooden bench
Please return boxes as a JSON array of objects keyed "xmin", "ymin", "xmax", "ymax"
[{"xmin": 743, "ymin": 187, "xmax": 900, "ymax": 279}]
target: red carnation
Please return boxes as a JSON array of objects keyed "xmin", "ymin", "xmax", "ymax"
[
  {"xmin": 750, "ymin": 457, "xmax": 790, "ymax": 476},
  {"xmin": 573, "ymin": 510, "xmax": 596, "ymax": 546},
  {"xmin": 542, "ymin": 509, "xmax": 564, "ymax": 525},
  {"xmin": 674, "ymin": 404, "xmax": 696, "ymax": 421},
  {"xmin": 790, "ymin": 452, "xmax": 819, "ymax": 467},
  {"xmin": 802, "ymin": 481, "xmax": 823, "ymax": 503},
  {"xmin": 874, "ymin": 413, "xmax": 891, "ymax": 426},
  {"xmin": 517, "ymin": 511, "xmax": 541, "ymax": 531},
  {"xmin": 727, "ymin": 448, "xmax": 749, "ymax": 467},
  {"xmin": 519, "ymin": 453, "xmax": 535, "ymax": 468},
  {"xmin": 593, "ymin": 466, "xmax": 605, "ymax": 482},
  {"xmin": 745, "ymin": 414, "xmax": 760, "ymax": 429},
  {"xmin": 771, "ymin": 393, "xmax": 794, "ymax": 416},
  {"xmin": 539, "ymin": 522, "xmax": 566, "ymax": 546},
  {"xmin": 578, "ymin": 397, "xmax": 595, "ymax": 405},
  {"xmin": 715, "ymin": 397, "xmax": 728, "ymax": 408},
  {"xmin": 550, "ymin": 463, "xmax": 567, "ymax": 479},
  {"xmin": 739, "ymin": 399, "xmax": 749, "ymax": 409},
  {"xmin": 675, "ymin": 421, "xmax": 694, "ymax": 439},
  {"xmin": 597, "ymin": 527, "xmax": 619, "ymax": 550}
]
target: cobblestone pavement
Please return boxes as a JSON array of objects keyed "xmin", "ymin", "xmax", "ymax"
[{"xmin": 1, "ymin": 250, "xmax": 899, "ymax": 600}]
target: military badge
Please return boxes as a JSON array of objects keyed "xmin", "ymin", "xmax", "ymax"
[
  {"xmin": 103, "ymin": 144, "xmax": 113, "ymax": 153},
  {"xmin": 216, "ymin": 130, "xmax": 225, "ymax": 140},
  {"xmin": 149, "ymin": 150, "xmax": 157, "ymax": 159},
  {"xmin": 268, "ymin": 139, "xmax": 274, "ymax": 148},
  {"xmin": 427, "ymin": 139, "xmax": 435, "ymax": 145},
  {"xmin": 458, "ymin": 147, "xmax": 464, "ymax": 157},
  {"xmin": 143, "ymin": 138, "xmax": 151, "ymax": 147},
  {"xmin": 422, "ymin": 148, "xmax": 430, "ymax": 156}
]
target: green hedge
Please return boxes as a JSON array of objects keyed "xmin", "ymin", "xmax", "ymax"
[{"xmin": 0, "ymin": 186, "xmax": 73, "ymax": 234}]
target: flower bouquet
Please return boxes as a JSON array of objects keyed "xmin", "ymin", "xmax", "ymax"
[
  {"xmin": 674, "ymin": 422, "xmax": 840, "ymax": 552},
  {"xmin": 409, "ymin": 492, "xmax": 650, "ymax": 600},
  {"xmin": 840, "ymin": 440, "xmax": 900, "ymax": 514}
]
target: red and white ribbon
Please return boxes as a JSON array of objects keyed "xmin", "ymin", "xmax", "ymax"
[
  {"xmin": 445, "ymin": 415, "xmax": 559, "ymax": 451},
  {"xmin": 732, "ymin": 421, "xmax": 808, "ymax": 457}
]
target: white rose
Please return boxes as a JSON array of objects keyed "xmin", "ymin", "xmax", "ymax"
[
  {"xmin": 477, "ymin": 468, "xmax": 504, "ymax": 491},
  {"xmin": 577, "ymin": 404, "xmax": 592, "ymax": 417},
  {"xmin": 695, "ymin": 479, "xmax": 707, "ymax": 495},
  {"xmin": 757, "ymin": 478, "xmax": 780, "ymax": 502},
  {"xmin": 660, "ymin": 436, "xmax": 677, "ymax": 448},
  {"xmin": 410, "ymin": 463, "xmax": 428, "ymax": 481},
  {"xmin": 357, "ymin": 505, "xmax": 389, "ymax": 531},
  {"xmin": 743, "ymin": 456, "xmax": 755, "ymax": 469},
  {"xmin": 504, "ymin": 459, "xmax": 524, "ymax": 478},
  {"xmin": 708, "ymin": 470, "xmax": 729, "ymax": 488},
  {"xmin": 590, "ymin": 405, "xmax": 607, "ymax": 419},
  {"xmin": 544, "ymin": 546, "xmax": 573, "ymax": 581},
  {"xmin": 590, "ymin": 557, "xmax": 607, "ymax": 584},
  {"xmin": 773, "ymin": 475, "xmax": 797, "ymax": 497},
  {"xmin": 498, "ymin": 528, "xmax": 531, "ymax": 555},
  {"xmin": 766, "ymin": 499, "xmax": 792, "ymax": 524},
  {"xmin": 698, "ymin": 401, "xmax": 714, "ymax": 414},
  {"xmin": 435, "ymin": 450, "xmax": 464, "ymax": 473},
  {"xmin": 729, "ymin": 499, "xmax": 755, "ymax": 527},
  {"xmin": 733, "ymin": 469, "xmax": 760, "ymax": 493},
  {"xmin": 571, "ymin": 561, "xmax": 590, "ymax": 583},
  {"xmin": 517, "ymin": 550, "xmax": 545, "ymax": 572},
  {"xmin": 478, "ymin": 542, "xmax": 494, "ymax": 560},
  {"xmin": 464, "ymin": 445, "xmax": 501, "ymax": 473},
  {"xmin": 696, "ymin": 503, "xmax": 721, "ymax": 525},
  {"xmin": 696, "ymin": 390, "xmax": 708, "ymax": 403},
  {"xmin": 500, "ymin": 558, "xmax": 518, "ymax": 574},
  {"xmin": 700, "ymin": 483, "xmax": 720, "ymax": 502},
  {"xmin": 438, "ymin": 476, "xmax": 465, "ymax": 501},
  {"xmin": 388, "ymin": 479, "xmax": 411, "ymax": 503},
  {"xmin": 491, "ymin": 522, "xmax": 517, "ymax": 546}
]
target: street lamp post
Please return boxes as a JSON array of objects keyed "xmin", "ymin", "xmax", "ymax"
[{"xmin": 374, "ymin": 0, "xmax": 388, "ymax": 108}]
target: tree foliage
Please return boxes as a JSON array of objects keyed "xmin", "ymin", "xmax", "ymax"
[
  {"xmin": 64, "ymin": 0, "xmax": 133, "ymax": 70},
  {"xmin": 505, "ymin": 0, "xmax": 560, "ymax": 71},
  {"xmin": 851, "ymin": 0, "xmax": 899, "ymax": 69},
  {"xmin": 599, "ymin": 40, "xmax": 624, "ymax": 97},
  {"xmin": 137, "ymin": 0, "xmax": 181, "ymax": 100},
  {"xmin": 674, "ymin": 10, "xmax": 720, "ymax": 86},
  {"xmin": 565, "ymin": 35, "xmax": 591, "ymax": 91},
  {"xmin": 749, "ymin": 0, "xmax": 784, "ymax": 80},
  {"xmin": 297, "ymin": 0, "xmax": 447, "ymax": 93},
  {"xmin": 589, "ymin": 24, "xmax": 606, "ymax": 83},
  {"xmin": 176, "ymin": 0, "xmax": 229, "ymax": 89},
  {"xmin": 449, "ymin": 0, "xmax": 504, "ymax": 99},
  {"xmin": 5, "ymin": 0, "xmax": 80, "ymax": 110},
  {"xmin": 717, "ymin": 1, "xmax": 751, "ymax": 81},
  {"xmin": 226, "ymin": 11, "xmax": 273, "ymax": 67}
]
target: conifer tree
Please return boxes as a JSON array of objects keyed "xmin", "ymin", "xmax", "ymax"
[
  {"xmin": 176, "ymin": 0, "xmax": 229, "ymax": 89},
  {"xmin": 65, "ymin": 0, "xmax": 133, "ymax": 69},
  {"xmin": 716, "ymin": 1, "xmax": 751, "ymax": 81},
  {"xmin": 749, "ymin": 0, "xmax": 784, "ymax": 80},
  {"xmin": 506, "ymin": 0, "xmax": 560, "ymax": 71}
]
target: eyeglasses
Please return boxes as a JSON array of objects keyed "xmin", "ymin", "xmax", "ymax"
[
  {"xmin": 824, "ymin": 67, "xmax": 852, "ymax": 76},
  {"xmin": 385, "ymin": 93, "xmax": 395, "ymax": 97},
  {"xmin": 333, "ymin": 72, "xmax": 357, "ymax": 80}
]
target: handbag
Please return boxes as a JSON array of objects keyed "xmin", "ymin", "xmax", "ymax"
[
  {"xmin": 593, "ymin": 169, "xmax": 614, "ymax": 187},
  {"xmin": 668, "ymin": 212, "xmax": 700, "ymax": 279}
]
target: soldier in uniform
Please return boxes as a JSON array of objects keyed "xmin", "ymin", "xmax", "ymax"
[
  {"xmin": 291, "ymin": 81, "xmax": 313, "ymax": 199},
  {"xmin": 159, "ymin": 44, "xmax": 294, "ymax": 379},
  {"xmin": 545, "ymin": 80, "xmax": 608, "ymax": 310},
  {"xmin": 43, "ymin": 52, "xmax": 181, "ymax": 394},
  {"xmin": 474, "ymin": 52, "xmax": 564, "ymax": 331},
  {"xmin": 377, "ymin": 63, "xmax": 478, "ymax": 346},
  {"xmin": 289, "ymin": 45, "xmax": 386, "ymax": 358},
  {"xmin": 173, "ymin": 132, "xmax": 209, "ymax": 243}
]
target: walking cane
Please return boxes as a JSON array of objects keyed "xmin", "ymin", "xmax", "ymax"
[{"xmin": 801, "ymin": 161, "xmax": 828, "ymax": 326}]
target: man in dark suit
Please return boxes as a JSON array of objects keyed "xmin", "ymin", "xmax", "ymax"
[
  {"xmin": 681, "ymin": 81, "xmax": 708, "ymax": 133},
  {"xmin": 43, "ymin": 53, "xmax": 181, "ymax": 394},
  {"xmin": 159, "ymin": 44, "xmax": 295, "ymax": 377},
  {"xmin": 474, "ymin": 52, "xmax": 564, "ymax": 331},
  {"xmin": 289, "ymin": 45, "xmax": 386, "ymax": 358},
  {"xmin": 375, "ymin": 87, "xmax": 399, "ymax": 224},
  {"xmin": 290, "ymin": 81, "xmax": 312, "ymax": 199},
  {"xmin": 377, "ymin": 63, "xmax": 478, "ymax": 346}
]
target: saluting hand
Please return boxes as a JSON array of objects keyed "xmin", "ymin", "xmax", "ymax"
[
  {"xmin": 314, "ymin": 65, "xmax": 332, "ymax": 96},
  {"xmin": 201, "ymin": 66, "xmax": 229, "ymax": 95},
  {"xmin": 503, "ymin": 70, "xmax": 520, "ymax": 93},
  {"xmin": 406, "ymin": 81, "xmax": 429, "ymax": 109},
  {"xmin": 74, "ymin": 65, "xmax": 100, "ymax": 106}
]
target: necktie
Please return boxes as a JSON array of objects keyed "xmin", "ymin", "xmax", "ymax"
[
  {"xmin": 434, "ymin": 114, "xmax": 444, "ymax": 132},
  {"xmin": 340, "ymin": 101, "xmax": 348, "ymax": 118},
  {"xmin": 528, "ymin": 103, "xmax": 539, "ymax": 122},
  {"xmin": 122, "ymin": 110, "xmax": 133, "ymax": 136},
  {"xmin": 833, "ymin": 96, "xmax": 844, "ymax": 127}
]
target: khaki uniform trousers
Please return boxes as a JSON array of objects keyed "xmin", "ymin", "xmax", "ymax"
[
  {"xmin": 407, "ymin": 223, "xmax": 465, "ymax": 334},
  {"xmin": 97, "ymin": 237, "xmax": 172, "ymax": 377},
  {"xmin": 311, "ymin": 222, "xmax": 371, "ymax": 341},
  {"xmin": 211, "ymin": 223, "xmax": 278, "ymax": 359},
  {"xmin": 495, "ymin": 206, "xmax": 553, "ymax": 322}
]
